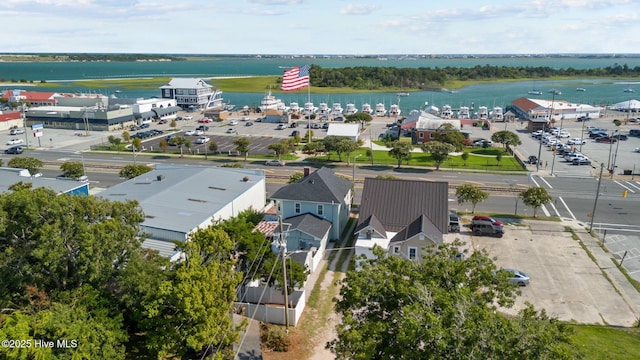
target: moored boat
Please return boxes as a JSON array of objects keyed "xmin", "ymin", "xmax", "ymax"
[
  {"xmin": 289, "ymin": 102, "xmax": 300, "ymax": 113},
  {"xmin": 331, "ymin": 103, "xmax": 344, "ymax": 117},
  {"xmin": 303, "ymin": 102, "xmax": 317, "ymax": 115},
  {"xmin": 624, "ymin": 88, "xmax": 634, "ymax": 93},
  {"xmin": 457, "ymin": 106, "xmax": 470, "ymax": 119},
  {"xmin": 388, "ymin": 104, "xmax": 401, "ymax": 117},
  {"xmin": 528, "ymin": 89, "xmax": 542, "ymax": 95},
  {"xmin": 318, "ymin": 102, "xmax": 330, "ymax": 116},
  {"xmin": 396, "ymin": 92, "xmax": 410, "ymax": 97},
  {"xmin": 344, "ymin": 103, "xmax": 358, "ymax": 115},
  {"xmin": 361, "ymin": 103, "xmax": 373, "ymax": 114},
  {"xmin": 440, "ymin": 105, "xmax": 453, "ymax": 119},
  {"xmin": 374, "ymin": 103, "xmax": 387, "ymax": 117},
  {"xmin": 576, "ymin": 87, "xmax": 586, "ymax": 92},
  {"xmin": 259, "ymin": 89, "xmax": 287, "ymax": 112}
]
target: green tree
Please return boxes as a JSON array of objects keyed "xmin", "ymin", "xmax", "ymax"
[
  {"xmin": 520, "ymin": 187, "xmax": 552, "ymax": 217},
  {"xmin": 159, "ymin": 138, "xmax": 168, "ymax": 152},
  {"xmin": 461, "ymin": 151, "xmax": 469, "ymax": 166},
  {"xmin": 433, "ymin": 123, "xmax": 465, "ymax": 151},
  {"xmin": 388, "ymin": 141, "xmax": 413, "ymax": 168},
  {"xmin": 491, "ymin": 130, "xmax": 522, "ymax": 148},
  {"xmin": 107, "ymin": 135, "xmax": 122, "ymax": 150},
  {"xmin": 60, "ymin": 161, "xmax": 84, "ymax": 179},
  {"xmin": 302, "ymin": 141, "xmax": 324, "ymax": 157},
  {"xmin": 496, "ymin": 152, "xmax": 503, "ymax": 166},
  {"xmin": 323, "ymin": 136, "xmax": 359, "ymax": 163},
  {"xmin": 345, "ymin": 112, "xmax": 372, "ymax": 130},
  {"xmin": 131, "ymin": 137, "xmax": 142, "ymax": 151},
  {"xmin": 208, "ymin": 139, "xmax": 218, "ymax": 153},
  {"xmin": 7, "ymin": 156, "xmax": 43, "ymax": 175},
  {"xmin": 233, "ymin": 137, "xmax": 250, "ymax": 161},
  {"xmin": 119, "ymin": 164, "xmax": 152, "ymax": 179},
  {"xmin": 288, "ymin": 171, "xmax": 304, "ymax": 183},
  {"xmin": 268, "ymin": 140, "xmax": 292, "ymax": 160},
  {"xmin": 305, "ymin": 130, "xmax": 314, "ymax": 141},
  {"xmin": 172, "ymin": 136, "xmax": 191, "ymax": 157},
  {"xmin": 420, "ymin": 141, "xmax": 455, "ymax": 170},
  {"xmin": 122, "ymin": 130, "xmax": 130, "ymax": 143},
  {"xmin": 170, "ymin": 118, "xmax": 177, "ymax": 129},
  {"xmin": 328, "ymin": 244, "xmax": 580, "ymax": 359},
  {"xmin": 456, "ymin": 183, "xmax": 489, "ymax": 213}
]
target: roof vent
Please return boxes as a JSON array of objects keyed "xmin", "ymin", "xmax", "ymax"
[
  {"xmin": 242, "ymin": 176, "xmax": 250, "ymax": 182},
  {"xmin": 157, "ymin": 175, "xmax": 165, "ymax": 181}
]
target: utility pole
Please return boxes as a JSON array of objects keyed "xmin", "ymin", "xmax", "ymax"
[
  {"xmin": 589, "ymin": 163, "xmax": 605, "ymax": 233},
  {"xmin": 278, "ymin": 217, "xmax": 290, "ymax": 332}
]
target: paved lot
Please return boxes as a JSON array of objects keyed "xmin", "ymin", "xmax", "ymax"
[{"xmin": 449, "ymin": 217, "xmax": 638, "ymax": 326}]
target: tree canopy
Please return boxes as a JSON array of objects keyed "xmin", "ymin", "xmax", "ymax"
[
  {"xmin": 456, "ymin": 184, "xmax": 489, "ymax": 213},
  {"xmin": 7, "ymin": 156, "xmax": 43, "ymax": 175},
  {"xmin": 520, "ymin": 187, "xmax": 553, "ymax": 217},
  {"xmin": 119, "ymin": 164, "xmax": 153, "ymax": 179},
  {"xmin": 421, "ymin": 141, "xmax": 455, "ymax": 170},
  {"xmin": 329, "ymin": 244, "xmax": 580, "ymax": 359},
  {"xmin": 491, "ymin": 130, "xmax": 522, "ymax": 148},
  {"xmin": 388, "ymin": 141, "xmax": 414, "ymax": 168}
]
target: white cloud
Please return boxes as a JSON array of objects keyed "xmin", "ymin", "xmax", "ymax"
[{"xmin": 340, "ymin": 3, "xmax": 378, "ymax": 15}]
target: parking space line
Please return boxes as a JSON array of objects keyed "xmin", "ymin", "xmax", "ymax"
[
  {"xmin": 614, "ymin": 180, "xmax": 636, "ymax": 193},
  {"xmin": 538, "ymin": 176, "xmax": 553, "ymax": 189},
  {"xmin": 626, "ymin": 181, "xmax": 640, "ymax": 191},
  {"xmin": 558, "ymin": 196, "xmax": 577, "ymax": 220},
  {"xmin": 540, "ymin": 204, "xmax": 551, "ymax": 216},
  {"xmin": 548, "ymin": 201, "xmax": 561, "ymax": 217}
]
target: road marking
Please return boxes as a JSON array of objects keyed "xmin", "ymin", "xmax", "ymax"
[
  {"xmin": 57, "ymin": 157, "xmax": 71, "ymax": 161},
  {"xmin": 614, "ymin": 180, "xmax": 636, "ymax": 193},
  {"xmin": 541, "ymin": 204, "xmax": 550, "ymax": 216},
  {"xmin": 529, "ymin": 175, "xmax": 541, "ymax": 187},
  {"xmin": 625, "ymin": 181, "xmax": 640, "ymax": 191},
  {"xmin": 548, "ymin": 201, "xmax": 561, "ymax": 217},
  {"xmin": 538, "ymin": 176, "xmax": 553, "ymax": 189},
  {"xmin": 558, "ymin": 196, "xmax": 577, "ymax": 220}
]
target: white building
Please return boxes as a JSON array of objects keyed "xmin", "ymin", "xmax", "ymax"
[
  {"xmin": 160, "ymin": 78, "xmax": 216, "ymax": 110},
  {"xmin": 326, "ymin": 123, "xmax": 360, "ymax": 141},
  {"xmin": 97, "ymin": 165, "xmax": 266, "ymax": 259}
]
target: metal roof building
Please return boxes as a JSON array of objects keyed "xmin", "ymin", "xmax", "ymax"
[
  {"xmin": 0, "ymin": 167, "xmax": 89, "ymax": 196},
  {"xmin": 96, "ymin": 164, "xmax": 266, "ymax": 258}
]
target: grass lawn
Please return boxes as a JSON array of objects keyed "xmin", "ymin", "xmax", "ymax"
[{"xmin": 571, "ymin": 325, "xmax": 640, "ymax": 360}]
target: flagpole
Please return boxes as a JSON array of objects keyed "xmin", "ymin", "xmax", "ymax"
[{"xmin": 307, "ymin": 70, "xmax": 311, "ymax": 144}]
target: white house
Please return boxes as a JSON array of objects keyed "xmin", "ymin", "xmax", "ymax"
[
  {"xmin": 160, "ymin": 78, "xmax": 216, "ymax": 110},
  {"xmin": 326, "ymin": 123, "xmax": 360, "ymax": 141}
]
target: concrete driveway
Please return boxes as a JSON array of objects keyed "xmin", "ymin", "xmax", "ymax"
[{"xmin": 451, "ymin": 217, "xmax": 639, "ymax": 326}]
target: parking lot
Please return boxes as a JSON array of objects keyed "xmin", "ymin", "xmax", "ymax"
[{"xmin": 449, "ymin": 217, "xmax": 638, "ymax": 326}]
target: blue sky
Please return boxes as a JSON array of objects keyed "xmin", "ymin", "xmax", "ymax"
[{"xmin": 2, "ymin": 0, "xmax": 639, "ymax": 54}]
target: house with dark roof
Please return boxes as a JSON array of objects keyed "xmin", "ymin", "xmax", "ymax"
[
  {"xmin": 354, "ymin": 178, "xmax": 448, "ymax": 264},
  {"xmin": 160, "ymin": 78, "xmax": 216, "ymax": 110},
  {"xmin": 270, "ymin": 167, "xmax": 352, "ymax": 242}
]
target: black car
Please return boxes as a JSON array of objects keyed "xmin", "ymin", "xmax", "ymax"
[
  {"xmin": 528, "ymin": 155, "xmax": 538, "ymax": 164},
  {"xmin": 612, "ymin": 134, "xmax": 628, "ymax": 141},
  {"xmin": 196, "ymin": 125, "xmax": 209, "ymax": 131},
  {"xmin": 4, "ymin": 145, "xmax": 24, "ymax": 154},
  {"xmin": 291, "ymin": 130, "xmax": 300, "ymax": 137}
]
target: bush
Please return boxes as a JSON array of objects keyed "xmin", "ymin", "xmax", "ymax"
[{"xmin": 260, "ymin": 323, "xmax": 291, "ymax": 352}]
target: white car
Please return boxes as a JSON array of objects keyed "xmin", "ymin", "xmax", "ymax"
[
  {"xmin": 226, "ymin": 128, "xmax": 236, "ymax": 133},
  {"xmin": 229, "ymin": 120, "xmax": 239, "ymax": 126},
  {"xmin": 265, "ymin": 159, "xmax": 285, "ymax": 166},
  {"xmin": 634, "ymin": 147, "xmax": 640, "ymax": 153},
  {"xmin": 195, "ymin": 136, "xmax": 210, "ymax": 144},
  {"xmin": 9, "ymin": 128, "xmax": 25, "ymax": 135},
  {"xmin": 557, "ymin": 131, "xmax": 571, "ymax": 138},
  {"xmin": 194, "ymin": 130, "xmax": 204, "ymax": 136},
  {"xmin": 6, "ymin": 138, "xmax": 24, "ymax": 145},
  {"xmin": 276, "ymin": 124, "xmax": 287, "ymax": 130},
  {"xmin": 183, "ymin": 115, "xmax": 193, "ymax": 120},
  {"xmin": 185, "ymin": 130, "xmax": 196, "ymax": 136},
  {"xmin": 567, "ymin": 138, "xmax": 586, "ymax": 145}
]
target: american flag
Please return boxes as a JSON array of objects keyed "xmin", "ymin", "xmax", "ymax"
[{"xmin": 281, "ymin": 64, "xmax": 310, "ymax": 91}]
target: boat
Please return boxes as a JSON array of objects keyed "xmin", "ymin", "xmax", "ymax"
[
  {"xmin": 388, "ymin": 104, "xmax": 401, "ymax": 117},
  {"xmin": 331, "ymin": 103, "xmax": 344, "ymax": 117},
  {"xmin": 548, "ymin": 88, "xmax": 562, "ymax": 96},
  {"xmin": 477, "ymin": 106, "xmax": 489, "ymax": 120},
  {"xmin": 259, "ymin": 89, "xmax": 287, "ymax": 112},
  {"xmin": 318, "ymin": 102, "xmax": 331, "ymax": 116},
  {"xmin": 344, "ymin": 103, "xmax": 358, "ymax": 116},
  {"xmin": 528, "ymin": 90, "xmax": 542, "ymax": 95},
  {"xmin": 490, "ymin": 107, "xmax": 503, "ymax": 121},
  {"xmin": 440, "ymin": 105, "xmax": 453, "ymax": 119},
  {"xmin": 396, "ymin": 92, "xmax": 410, "ymax": 97},
  {"xmin": 361, "ymin": 103, "xmax": 373, "ymax": 115},
  {"xmin": 289, "ymin": 102, "xmax": 300, "ymax": 113},
  {"xmin": 457, "ymin": 106, "xmax": 470, "ymax": 119},
  {"xmin": 374, "ymin": 103, "xmax": 387, "ymax": 117},
  {"xmin": 302, "ymin": 102, "xmax": 317, "ymax": 115},
  {"xmin": 576, "ymin": 88, "xmax": 586, "ymax": 92},
  {"xmin": 624, "ymin": 88, "xmax": 634, "ymax": 93}
]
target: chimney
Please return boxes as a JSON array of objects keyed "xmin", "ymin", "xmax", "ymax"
[
  {"xmin": 303, "ymin": 167, "xmax": 310, "ymax": 177},
  {"xmin": 157, "ymin": 175, "xmax": 165, "ymax": 181}
]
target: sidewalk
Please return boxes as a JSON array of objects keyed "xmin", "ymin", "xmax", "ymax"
[{"xmin": 564, "ymin": 218, "xmax": 640, "ymax": 319}]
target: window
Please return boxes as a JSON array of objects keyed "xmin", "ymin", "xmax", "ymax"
[
  {"xmin": 277, "ymin": 202, "xmax": 281, "ymax": 212},
  {"xmin": 295, "ymin": 203, "xmax": 301, "ymax": 214},
  {"xmin": 317, "ymin": 204, "xmax": 323, "ymax": 215},
  {"xmin": 408, "ymin": 247, "xmax": 417, "ymax": 260},
  {"xmin": 393, "ymin": 246, "xmax": 400, "ymax": 255},
  {"xmin": 418, "ymin": 132, "xmax": 424, "ymax": 139}
]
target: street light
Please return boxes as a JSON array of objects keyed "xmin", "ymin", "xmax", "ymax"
[
  {"xmin": 588, "ymin": 163, "xmax": 605, "ymax": 233},
  {"xmin": 352, "ymin": 154, "xmax": 362, "ymax": 183}
]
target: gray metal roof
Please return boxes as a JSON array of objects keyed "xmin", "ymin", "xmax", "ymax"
[
  {"xmin": 96, "ymin": 165, "xmax": 265, "ymax": 234},
  {"xmin": 358, "ymin": 178, "xmax": 449, "ymax": 233},
  {"xmin": 160, "ymin": 78, "xmax": 212, "ymax": 89},
  {"xmin": 389, "ymin": 214, "xmax": 443, "ymax": 244},
  {"xmin": 152, "ymin": 106, "xmax": 182, "ymax": 117},
  {"xmin": 270, "ymin": 167, "xmax": 351, "ymax": 204},
  {"xmin": 284, "ymin": 213, "xmax": 332, "ymax": 240},
  {"xmin": 0, "ymin": 168, "xmax": 87, "ymax": 195},
  {"xmin": 354, "ymin": 213, "xmax": 387, "ymax": 238}
]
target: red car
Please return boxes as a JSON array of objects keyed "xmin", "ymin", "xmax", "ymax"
[
  {"xmin": 198, "ymin": 118, "xmax": 213, "ymax": 123},
  {"xmin": 595, "ymin": 136, "xmax": 617, "ymax": 143},
  {"xmin": 472, "ymin": 215, "xmax": 503, "ymax": 226}
]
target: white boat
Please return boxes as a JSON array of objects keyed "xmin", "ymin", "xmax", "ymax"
[
  {"xmin": 624, "ymin": 88, "xmax": 634, "ymax": 93},
  {"xmin": 490, "ymin": 106, "xmax": 503, "ymax": 121},
  {"xmin": 318, "ymin": 102, "xmax": 330, "ymax": 115},
  {"xmin": 528, "ymin": 89, "xmax": 542, "ymax": 95},
  {"xmin": 361, "ymin": 103, "xmax": 373, "ymax": 114},
  {"xmin": 477, "ymin": 106, "xmax": 489, "ymax": 120},
  {"xmin": 457, "ymin": 106, "xmax": 470, "ymax": 119},
  {"xmin": 289, "ymin": 102, "xmax": 300, "ymax": 113},
  {"xmin": 344, "ymin": 103, "xmax": 358, "ymax": 116},
  {"xmin": 302, "ymin": 102, "xmax": 317, "ymax": 115},
  {"xmin": 388, "ymin": 104, "xmax": 401, "ymax": 117},
  {"xmin": 374, "ymin": 103, "xmax": 387, "ymax": 117},
  {"xmin": 396, "ymin": 92, "xmax": 410, "ymax": 97},
  {"xmin": 331, "ymin": 103, "xmax": 344, "ymax": 117},
  {"xmin": 576, "ymin": 88, "xmax": 586, "ymax": 92},
  {"xmin": 440, "ymin": 105, "xmax": 453, "ymax": 119},
  {"xmin": 259, "ymin": 89, "xmax": 287, "ymax": 112},
  {"xmin": 548, "ymin": 88, "xmax": 562, "ymax": 96}
]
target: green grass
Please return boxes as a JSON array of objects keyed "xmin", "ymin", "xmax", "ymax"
[{"xmin": 570, "ymin": 325, "xmax": 640, "ymax": 360}]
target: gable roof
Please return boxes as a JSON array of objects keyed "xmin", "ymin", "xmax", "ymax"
[
  {"xmin": 354, "ymin": 213, "xmax": 387, "ymax": 238},
  {"xmin": 511, "ymin": 97, "xmax": 543, "ymax": 113},
  {"xmin": 160, "ymin": 78, "xmax": 212, "ymax": 89},
  {"xmin": 271, "ymin": 167, "xmax": 351, "ymax": 204},
  {"xmin": 285, "ymin": 213, "xmax": 332, "ymax": 240},
  {"xmin": 358, "ymin": 178, "xmax": 448, "ymax": 233},
  {"xmin": 389, "ymin": 214, "xmax": 443, "ymax": 244}
]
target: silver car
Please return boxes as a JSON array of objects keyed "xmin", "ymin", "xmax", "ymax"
[{"xmin": 495, "ymin": 268, "xmax": 530, "ymax": 286}]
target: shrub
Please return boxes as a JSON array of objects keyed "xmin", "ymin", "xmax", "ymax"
[{"xmin": 260, "ymin": 323, "xmax": 291, "ymax": 352}]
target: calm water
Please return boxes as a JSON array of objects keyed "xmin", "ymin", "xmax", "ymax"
[{"xmin": 1, "ymin": 56, "xmax": 639, "ymax": 112}]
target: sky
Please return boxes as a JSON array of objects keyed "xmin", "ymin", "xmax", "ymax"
[{"xmin": 2, "ymin": 0, "xmax": 640, "ymax": 55}]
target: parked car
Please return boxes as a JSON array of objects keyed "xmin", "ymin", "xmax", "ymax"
[
  {"xmin": 196, "ymin": 125, "xmax": 209, "ymax": 131},
  {"xmin": 291, "ymin": 130, "xmax": 300, "ymax": 137},
  {"xmin": 276, "ymin": 123, "xmax": 287, "ymax": 130},
  {"xmin": 567, "ymin": 137, "xmax": 586, "ymax": 145},
  {"xmin": 183, "ymin": 115, "xmax": 193, "ymax": 120},
  {"xmin": 472, "ymin": 215, "xmax": 503, "ymax": 226},
  {"xmin": 565, "ymin": 153, "xmax": 586, "ymax": 162},
  {"xmin": 265, "ymin": 159, "xmax": 285, "ymax": 166},
  {"xmin": 56, "ymin": 175, "xmax": 89, "ymax": 183},
  {"xmin": 198, "ymin": 118, "xmax": 213, "ymax": 123},
  {"xmin": 634, "ymin": 147, "xmax": 640, "ymax": 153},
  {"xmin": 572, "ymin": 158, "xmax": 591, "ymax": 165},
  {"xmin": 611, "ymin": 134, "xmax": 628, "ymax": 141},
  {"xmin": 322, "ymin": 123, "xmax": 330, "ymax": 129},
  {"xmin": 470, "ymin": 223, "xmax": 504, "ymax": 237},
  {"xmin": 139, "ymin": 123, "xmax": 150, "ymax": 129},
  {"xmin": 494, "ymin": 269, "xmax": 530, "ymax": 286},
  {"xmin": 589, "ymin": 131, "xmax": 608, "ymax": 139},
  {"xmin": 229, "ymin": 120, "xmax": 239, "ymax": 126},
  {"xmin": 194, "ymin": 130, "xmax": 205, "ymax": 136},
  {"xmin": 195, "ymin": 136, "xmax": 210, "ymax": 144},
  {"xmin": 4, "ymin": 145, "xmax": 23, "ymax": 154},
  {"xmin": 595, "ymin": 136, "xmax": 617, "ymax": 143},
  {"xmin": 9, "ymin": 128, "xmax": 25, "ymax": 135},
  {"xmin": 448, "ymin": 212, "xmax": 460, "ymax": 233},
  {"xmin": 226, "ymin": 128, "xmax": 236, "ymax": 133},
  {"xmin": 6, "ymin": 138, "xmax": 24, "ymax": 145},
  {"xmin": 245, "ymin": 121, "xmax": 254, "ymax": 126},
  {"xmin": 473, "ymin": 139, "xmax": 493, "ymax": 147},
  {"xmin": 528, "ymin": 155, "xmax": 538, "ymax": 164},
  {"xmin": 185, "ymin": 130, "xmax": 196, "ymax": 136},
  {"xmin": 158, "ymin": 119, "xmax": 168, "ymax": 125}
]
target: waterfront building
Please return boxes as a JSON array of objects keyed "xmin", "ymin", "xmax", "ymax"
[{"xmin": 160, "ymin": 78, "xmax": 216, "ymax": 110}]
